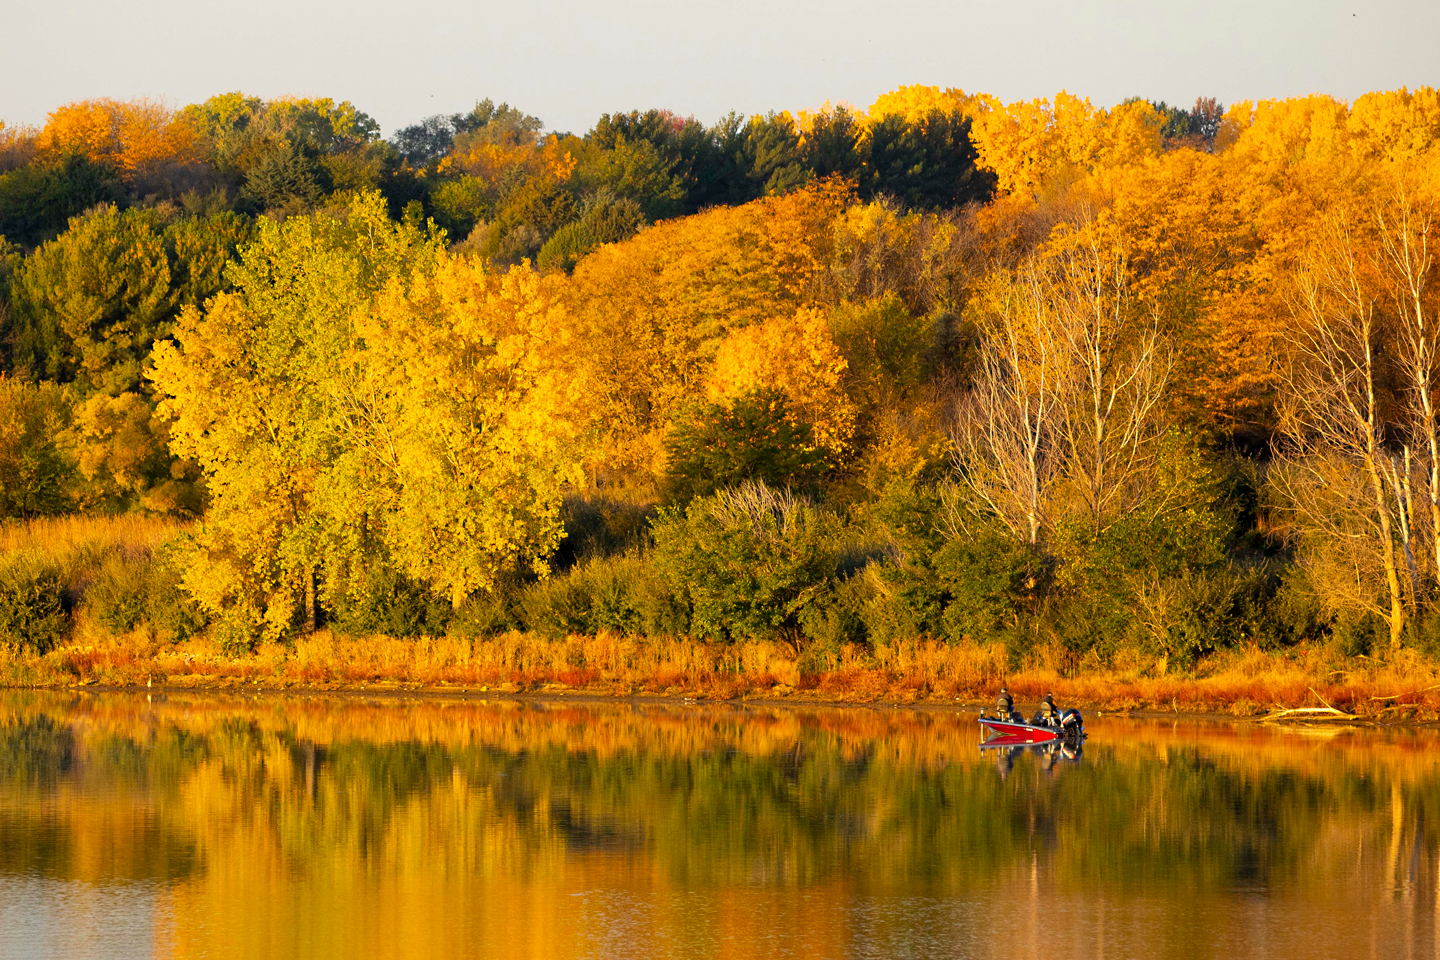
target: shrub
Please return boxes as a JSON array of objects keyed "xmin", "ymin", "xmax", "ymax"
[
  {"xmin": 652, "ymin": 482, "xmax": 847, "ymax": 642},
  {"xmin": 1124, "ymin": 564, "xmax": 1278, "ymax": 666},
  {"xmin": 83, "ymin": 552, "xmax": 150, "ymax": 633},
  {"xmin": 663, "ymin": 391, "xmax": 828, "ymax": 504},
  {"xmin": 521, "ymin": 553, "xmax": 687, "ymax": 639},
  {"xmin": 448, "ymin": 587, "xmax": 519, "ymax": 638},
  {"xmin": 145, "ymin": 546, "xmax": 209, "ymax": 641},
  {"xmin": 796, "ymin": 574, "xmax": 868, "ymax": 648},
  {"xmin": 551, "ymin": 495, "xmax": 654, "ymax": 571},
  {"xmin": 536, "ymin": 221, "xmax": 595, "ymax": 273},
  {"xmin": 854, "ymin": 482, "xmax": 1031, "ymax": 646},
  {"xmin": 82, "ymin": 542, "xmax": 210, "ymax": 640},
  {"xmin": 0, "ymin": 378, "xmax": 75, "ymax": 519},
  {"xmin": 429, "ymin": 175, "xmax": 493, "ymax": 239},
  {"xmin": 0, "ymin": 552, "xmax": 69, "ymax": 653},
  {"xmin": 329, "ymin": 562, "xmax": 451, "ymax": 638}
]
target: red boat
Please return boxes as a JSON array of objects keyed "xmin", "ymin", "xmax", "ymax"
[{"xmin": 978, "ymin": 716, "xmax": 1062, "ymax": 744}]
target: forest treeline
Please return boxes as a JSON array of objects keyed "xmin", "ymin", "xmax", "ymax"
[{"xmin": 2, "ymin": 85, "xmax": 1440, "ymax": 677}]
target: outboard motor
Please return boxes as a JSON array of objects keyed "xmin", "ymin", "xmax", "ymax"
[{"xmin": 1060, "ymin": 708, "xmax": 1083, "ymax": 738}]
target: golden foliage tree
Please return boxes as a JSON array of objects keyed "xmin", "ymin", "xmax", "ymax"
[
  {"xmin": 561, "ymin": 181, "xmax": 850, "ymax": 485},
  {"xmin": 36, "ymin": 99, "xmax": 199, "ymax": 182},
  {"xmin": 706, "ymin": 307, "xmax": 855, "ymax": 459}
]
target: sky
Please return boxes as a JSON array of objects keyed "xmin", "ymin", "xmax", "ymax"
[{"xmin": 3, "ymin": 0, "xmax": 1437, "ymax": 136}]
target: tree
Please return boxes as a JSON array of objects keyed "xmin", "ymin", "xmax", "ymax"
[
  {"xmin": 35, "ymin": 98, "xmax": 200, "ymax": 187},
  {"xmin": 952, "ymin": 232, "xmax": 1172, "ymax": 549},
  {"xmin": 0, "ymin": 153, "xmax": 123, "ymax": 247},
  {"xmin": 240, "ymin": 141, "xmax": 327, "ymax": 212},
  {"xmin": 7, "ymin": 206, "xmax": 247, "ymax": 510},
  {"xmin": 152, "ymin": 193, "xmax": 441, "ymax": 639},
  {"xmin": 863, "ymin": 109, "xmax": 994, "ymax": 209},
  {"xmin": 339, "ymin": 256, "xmax": 585, "ymax": 605},
  {"xmin": 152, "ymin": 192, "xmax": 581, "ymax": 636},
  {"xmin": 1273, "ymin": 211, "xmax": 1406, "ymax": 648},
  {"xmin": 561, "ymin": 181, "xmax": 848, "ymax": 486},
  {"xmin": 706, "ymin": 307, "xmax": 855, "ymax": 458},
  {"xmin": 1271, "ymin": 179, "xmax": 1440, "ymax": 649},
  {"xmin": 0, "ymin": 378, "xmax": 74, "ymax": 518}
]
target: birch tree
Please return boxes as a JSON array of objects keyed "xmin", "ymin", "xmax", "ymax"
[{"xmin": 950, "ymin": 232, "xmax": 1172, "ymax": 551}]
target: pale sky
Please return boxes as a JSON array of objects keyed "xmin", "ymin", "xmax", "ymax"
[{"xmin": 3, "ymin": 0, "xmax": 1436, "ymax": 136}]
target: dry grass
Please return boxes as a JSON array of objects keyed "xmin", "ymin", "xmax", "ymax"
[
  {"xmin": 0, "ymin": 514, "xmax": 183, "ymax": 557},
  {"xmin": 6, "ymin": 624, "xmax": 1440, "ymax": 720}
]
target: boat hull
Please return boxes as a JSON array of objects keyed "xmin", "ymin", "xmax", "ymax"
[{"xmin": 978, "ymin": 717, "xmax": 1061, "ymax": 743}]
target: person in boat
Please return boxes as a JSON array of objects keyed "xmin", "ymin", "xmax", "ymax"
[
  {"xmin": 995, "ymin": 687, "xmax": 1013, "ymax": 720},
  {"xmin": 1033, "ymin": 692, "xmax": 1060, "ymax": 726}
]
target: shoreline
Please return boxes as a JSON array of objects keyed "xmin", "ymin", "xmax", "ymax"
[
  {"xmin": 6, "ymin": 676, "xmax": 1436, "ymax": 728},
  {"xmin": 7, "ymin": 628, "xmax": 1440, "ymax": 723}
]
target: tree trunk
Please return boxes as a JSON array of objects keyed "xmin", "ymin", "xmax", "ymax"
[{"xmin": 304, "ymin": 567, "xmax": 317, "ymax": 635}]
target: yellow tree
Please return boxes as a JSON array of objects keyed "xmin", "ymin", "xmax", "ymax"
[
  {"xmin": 561, "ymin": 181, "xmax": 849, "ymax": 485},
  {"xmin": 965, "ymin": 92, "xmax": 1162, "ymax": 197},
  {"xmin": 151, "ymin": 193, "xmax": 442, "ymax": 640},
  {"xmin": 706, "ymin": 307, "xmax": 856, "ymax": 459},
  {"xmin": 338, "ymin": 258, "xmax": 586, "ymax": 606}
]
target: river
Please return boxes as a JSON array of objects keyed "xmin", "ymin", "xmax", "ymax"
[{"xmin": 0, "ymin": 691, "xmax": 1434, "ymax": 958}]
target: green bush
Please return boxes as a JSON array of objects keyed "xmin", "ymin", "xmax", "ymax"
[
  {"xmin": 1121, "ymin": 564, "xmax": 1278, "ymax": 666},
  {"xmin": 551, "ymin": 495, "xmax": 653, "ymax": 570},
  {"xmin": 145, "ymin": 547, "xmax": 209, "ymax": 641},
  {"xmin": 521, "ymin": 553, "xmax": 686, "ymax": 639},
  {"xmin": 429, "ymin": 175, "xmax": 493, "ymax": 239},
  {"xmin": 448, "ymin": 588, "xmax": 519, "ymax": 638},
  {"xmin": 851, "ymin": 483, "xmax": 1031, "ymax": 646},
  {"xmin": 79, "ymin": 543, "xmax": 208, "ymax": 640},
  {"xmin": 796, "ymin": 573, "xmax": 868, "ymax": 648},
  {"xmin": 663, "ymin": 391, "xmax": 828, "ymax": 504},
  {"xmin": 0, "ymin": 552, "xmax": 69, "ymax": 654},
  {"xmin": 536, "ymin": 192, "xmax": 646, "ymax": 273},
  {"xmin": 0, "ymin": 378, "xmax": 75, "ymax": 519},
  {"xmin": 329, "ymin": 563, "xmax": 451, "ymax": 638},
  {"xmin": 652, "ymin": 482, "xmax": 847, "ymax": 641},
  {"xmin": 83, "ymin": 553, "xmax": 150, "ymax": 633},
  {"xmin": 535, "ymin": 221, "xmax": 595, "ymax": 273}
]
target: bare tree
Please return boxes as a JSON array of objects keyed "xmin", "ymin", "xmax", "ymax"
[
  {"xmin": 1377, "ymin": 186, "xmax": 1440, "ymax": 588},
  {"xmin": 950, "ymin": 262, "xmax": 1064, "ymax": 547},
  {"xmin": 1275, "ymin": 212, "xmax": 1406, "ymax": 647},
  {"xmin": 949, "ymin": 231, "xmax": 1172, "ymax": 549},
  {"xmin": 1050, "ymin": 236, "xmax": 1173, "ymax": 536}
]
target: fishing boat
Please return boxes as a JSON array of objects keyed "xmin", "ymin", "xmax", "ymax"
[
  {"xmin": 978, "ymin": 716, "xmax": 1063, "ymax": 744},
  {"xmin": 978, "ymin": 706, "xmax": 1085, "ymax": 746}
]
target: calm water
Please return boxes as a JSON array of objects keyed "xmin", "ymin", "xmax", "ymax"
[{"xmin": 0, "ymin": 691, "xmax": 1436, "ymax": 959}]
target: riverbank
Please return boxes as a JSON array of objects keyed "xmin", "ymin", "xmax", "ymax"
[{"xmin": 5, "ymin": 628, "xmax": 1440, "ymax": 721}]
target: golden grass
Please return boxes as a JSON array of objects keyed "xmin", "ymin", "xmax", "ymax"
[
  {"xmin": 0, "ymin": 513, "xmax": 183, "ymax": 557},
  {"xmin": 7, "ymin": 625, "xmax": 1440, "ymax": 720}
]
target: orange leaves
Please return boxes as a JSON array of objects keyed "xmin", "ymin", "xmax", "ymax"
[
  {"xmin": 36, "ymin": 99, "xmax": 198, "ymax": 181},
  {"xmin": 561, "ymin": 182, "xmax": 851, "ymax": 483},
  {"xmin": 441, "ymin": 133, "xmax": 576, "ymax": 186},
  {"xmin": 1348, "ymin": 88, "xmax": 1440, "ymax": 164}
]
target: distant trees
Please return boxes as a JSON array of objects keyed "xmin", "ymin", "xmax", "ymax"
[
  {"xmin": 6, "ymin": 204, "xmax": 248, "ymax": 512},
  {"xmin": 7, "ymin": 82, "xmax": 1440, "ymax": 661}
]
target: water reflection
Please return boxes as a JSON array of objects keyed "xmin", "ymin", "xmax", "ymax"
[{"xmin": 0, "ymin": 691, "xmax": 1436, "ymax": 959}]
